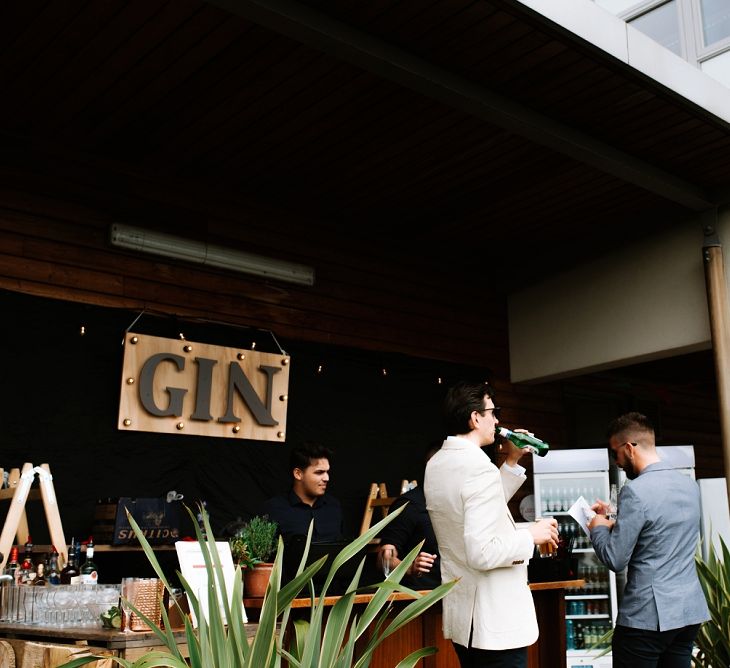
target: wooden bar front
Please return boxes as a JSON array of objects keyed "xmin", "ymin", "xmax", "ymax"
[{"xmin": 244, "ymin": 579, "xmax": 581, "ymax": 668}]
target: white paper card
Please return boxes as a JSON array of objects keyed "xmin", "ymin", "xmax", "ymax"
[
  {"xmin": 568, "ymin": 496, "xmax": 597, "ymax": 537},
  {"xmin": 175, "ymin": 541, "xmax": 246, "ymax": 627}
]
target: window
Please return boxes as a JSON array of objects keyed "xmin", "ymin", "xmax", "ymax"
[
  {"xmin": 699, "ymin": 0, "xmax": 730, "ymax": 47},
  {"xmin": 592, "ymin": 0, "xmax": 730, "ymax": 90},
  {"xmin": 629, "ymin": 1, "xmax": 683, "ymax": 56}
]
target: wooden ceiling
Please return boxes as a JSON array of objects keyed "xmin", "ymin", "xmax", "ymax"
[{"xmin": 2, "ymin": 0, "xmax": 730, "ymax": 290}]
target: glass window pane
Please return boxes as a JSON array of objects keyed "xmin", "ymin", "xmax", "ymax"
[
  {"xmin": 701, "ymin": 50, "xmax": 730, "ymax": 88},
  {"xmin": 700, "ymin": 0, "xmax": 730, "ymax": 46},
  {"xmin": 595, "ymin": 0, "xmax": 643, "ymax": 15},
  {"xmin": 629, "ymin": 1, "xmax": 682, "ymax": 55}
]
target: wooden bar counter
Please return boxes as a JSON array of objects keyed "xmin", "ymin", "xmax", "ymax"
[
  {"xmin": 0, "ymin": 580, "xmax": 579, "ymax": 666},
  {"xmin": 245, "ymin": 579, "xmax": 582, "ymax": 668}
]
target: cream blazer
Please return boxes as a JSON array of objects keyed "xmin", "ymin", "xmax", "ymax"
[{"xmin": 424, "ymin": 436, "xmax": 537, "ymax": 650}]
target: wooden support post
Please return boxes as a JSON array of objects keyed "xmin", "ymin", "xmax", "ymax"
[{"xmin": 702, "ymin": 218, "xmax": 730, "ymax": 508}]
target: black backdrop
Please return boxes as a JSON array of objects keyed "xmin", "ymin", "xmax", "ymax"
[{"xmin": 1, "ymin": 290, "xmax": 492, "ymax": 562}]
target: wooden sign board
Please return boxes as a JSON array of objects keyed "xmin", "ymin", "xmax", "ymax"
[{"xmin": 118, "ymin": 332, "xmax": 290, "ymax": 441}]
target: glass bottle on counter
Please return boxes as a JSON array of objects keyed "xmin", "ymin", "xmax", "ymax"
[
  {"xmin": 33, "ymin": 562, "xmax": 47, "ymax": 586},
  {"xmin": 60, "ymin": 538, "xmax": 81, "ymax": 585},
  {"xmin": 47, "ymin": 546, "xmax": 61, "ymax": 585},
  {"xmin": 80, "ymin": 537, "xmax": 99, "ymax": 584},
  {"xmin": 20, "ymin": 536, "xmax": 35, "ymax": 584},
  {"xmin": 6, "ymin": 546, "xmax": 19, "ymax": 584}
]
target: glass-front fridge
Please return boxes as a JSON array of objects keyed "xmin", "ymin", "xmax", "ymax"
[{"xmin": 533, "ymin": 448, "xmax": 617, "ymax": 668}]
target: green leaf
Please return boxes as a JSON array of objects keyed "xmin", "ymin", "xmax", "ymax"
[{"xmin": 394, "ymin": 646, "xmax": 438, "ymax": 667}]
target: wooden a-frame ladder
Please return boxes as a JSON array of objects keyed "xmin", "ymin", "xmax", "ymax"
[{"xmin": 0, "ymin": 463, "xmax": 68, "ymax": 571}]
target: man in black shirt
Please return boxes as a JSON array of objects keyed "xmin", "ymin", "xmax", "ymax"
[
  {"xmin": 263, "ymin": 442, "xmax": 344, "ymax": 543},
  {"xmin": 376, "ymin": 442, "xmax": 441, "ymax": 589}
]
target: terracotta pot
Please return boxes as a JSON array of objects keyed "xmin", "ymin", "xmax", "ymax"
[{"xmin": 243, "ymin": 562, "xmax": 274, "ymax": 597}]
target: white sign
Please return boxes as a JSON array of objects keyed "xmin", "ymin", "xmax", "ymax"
[{"xmin": 175, "ymin": 541, "xmax": 246, "ymax": 627}]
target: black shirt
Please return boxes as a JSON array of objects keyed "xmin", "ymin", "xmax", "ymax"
[
  {"xmin": 263, "ymin": 489, "xmax": 344, "ymax": 543},
  {"xmin": 379, "ymin": 486, "xmax": 441, "ymax": 589}
]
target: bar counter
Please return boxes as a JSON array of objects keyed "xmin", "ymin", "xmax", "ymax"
[
  {"xmin": 245, "ymin": 579, "xmax": 582, "ymax": 668},
  {"xmin": 0, "ymin": 580, "xmax": 580, "ymax": 667}
]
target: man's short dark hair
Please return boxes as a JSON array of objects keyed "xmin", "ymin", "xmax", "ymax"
[
  {"xmin": 289, "ymin": 441, "xmax": 334, "ymax": 474},
  {"xmin": 443, "ymin": 381, "xmax": 495, "ymax": 436},
  {"xmin": 606, "ymin": 412, "xmax": 654, "ymax": 441}
]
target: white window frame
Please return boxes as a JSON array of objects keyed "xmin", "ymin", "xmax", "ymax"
[
  {"xmin": 602, "ymin": 0, "xmax": 730, "ymax": 68},
  {"xmin": 690, "ymin": 0, "xmax": 730, "ymax": 61}
]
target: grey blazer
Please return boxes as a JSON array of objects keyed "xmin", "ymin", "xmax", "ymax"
[{"xmin": 590, "ymin": 462, "xmax": 709, "ymax": 631}]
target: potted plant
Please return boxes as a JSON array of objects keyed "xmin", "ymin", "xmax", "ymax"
[
  {"xmin": 693, "ymin": 536, "xmax": 730, "ymax": 667},
  {"xmin": 59, "ymin": 502, "xmax": 455, "ymax": 668},
  {"xmin": 232, "ymin": 515, "xmax": 278, "ymax": 597}
]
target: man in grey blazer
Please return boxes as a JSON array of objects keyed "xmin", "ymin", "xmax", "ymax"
[
  {"xmin": 589, "ymin": 412, "xmax": 709, "ymax": 667},
  {"xmin": 425, "ymin": 381, "xmax": 558, "ymax": 667}
]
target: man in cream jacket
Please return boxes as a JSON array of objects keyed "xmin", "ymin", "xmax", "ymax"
[{"xmin": 425, "ymin": 381, "xmax": 558, "ymax": 667}]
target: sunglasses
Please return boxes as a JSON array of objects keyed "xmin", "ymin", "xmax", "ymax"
[
  {"xmin": 478, "ymin": 406, "xmax": 502, "ymax": 420},
  {"xmin": 608, "ymin": 441, "xmax": 637, "ymax": 461}
]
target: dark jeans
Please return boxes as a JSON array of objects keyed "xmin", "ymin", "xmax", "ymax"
[
  {"xmin": 452, "ymin": 642, "xmax": 527, "ymax": 668},
  {"xmin": 612, "ymin": 623, "xmax": 701, "ymax": 668}
]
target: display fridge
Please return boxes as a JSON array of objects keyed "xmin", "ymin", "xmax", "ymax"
[{"xmin": 532, "ymin": 448, "xmax": 617, "ymax": 668}]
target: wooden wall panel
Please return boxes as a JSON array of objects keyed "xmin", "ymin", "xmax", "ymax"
[{"xmin": 0, "ymin": 170, "xmax": 508, "ymax": 372}]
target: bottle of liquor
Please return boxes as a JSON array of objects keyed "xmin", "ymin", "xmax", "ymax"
[
  {"xmin": 80, "ymin": 537, "xmax": 99, "ymax": 585},
  {"xmin": 19, "ymin": 536, "xmax": 35, "ymax": 584},
  {"xmin": 60, "ymin": 538, "xmax": 81, "ymax": 585},
  {"xmin": 47, "ymin": 546, "xmax": 61, "ymax": 585},
  {"xmin": 496, "ymin": 427, "xmax": 549, "ymax": 457},
  {"xmin": 33, "ymin": 562, "xmax": 47, "ymax": 586},
  {"xmin": 6, "ymin": 546, "xmax": 19, "ymax": 585}
]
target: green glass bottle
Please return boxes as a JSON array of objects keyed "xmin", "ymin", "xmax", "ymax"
[{"xmin": 497, "ymin": 426, "xmax": 550, "ymax": 457}]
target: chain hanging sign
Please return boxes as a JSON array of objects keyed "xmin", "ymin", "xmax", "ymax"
[{"xmin": 118, "ymin": 333, "xmax": 290, "ymax": 441}]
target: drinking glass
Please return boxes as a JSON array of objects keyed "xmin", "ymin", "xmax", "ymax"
[{"xmin": 381, "ymin": 546, "xmax": 394, "ymax": 577}]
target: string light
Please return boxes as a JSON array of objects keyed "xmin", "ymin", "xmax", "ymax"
[
  {"xmin": 80, "ymin": 325, "xmax": 86, "ymax": 336},
  {"xmin": 437, "ymin": 377, "xmax": 442, "ymax": 384},
  {"xmin": 316, "ymin": 364, "xmax": 324, "ymax": 374},
  {"xmin": 178, "ymin": 332, "xmax": 185, "ymax": 340},
  {"xmin": 381, "ymin": 368, "xmax": 388, "ymax": 377},
  {"xmin": 251, "ymin": 341, "xmax": 257, "ymax": 350}
]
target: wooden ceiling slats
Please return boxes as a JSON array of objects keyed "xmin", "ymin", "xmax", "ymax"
[
  {"xmin": 344, "ymin": 128, "xmax": 531, "ymax": 214},
  {"xmin": 283, "ymin": 108, "xmax": 483, "ymax": 203},
  {"xmin": 227, "ymin": 75, "xmax": 400, "ymax": 178},
  {"xmin": 0, "ymin": 0, "xmax": 86, "ymax": 92},
  {"xmin": 31, "ymin": 2, "xmax": 172, "ymax": 133},
  {"xmin": 120, "ymin": 25, "xmax": 284, "ymax": 152},
  {"xmin": 160, "ymin": 48, "xmax": 333, "ymax": 167},
  {"xmin": 63, "ymin": 5, "xmax": 232, "ymax": 144},
  {"xmin": 0, "ymin": 0, "xmax": 48, "ymax": 60},
  {"xmin": 361, "ymin": 0, "xmax": 464, "ymax": 43},
  {"xmin": 187, "ymin": 58, "xmax": 378, "ymax": 172},
  {"xmin": 66, "ymin": 5, "xmax": 235, "ymax": 144},
  {"xmin": 404, "ymin": 1, "xmax": 502, "ymax": 54},
  {"xmin": 5, "ymin": 0, "xmax": 128, "ymax": 123},
  {"xmin": 483, "ymin": 39, "xmax": 570, "ymax": 87},
  {"xmin": 381, "ymin": 0, "xmax": 480, "ymax": 46}
]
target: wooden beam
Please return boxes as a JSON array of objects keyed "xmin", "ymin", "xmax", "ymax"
[
  {"xmin": 204, "ymin": 0, "xmax": 714, "ymax": 210},
  {"xmin": 702, "ymin": 215, "xmax": 730, "ymax": 508}
]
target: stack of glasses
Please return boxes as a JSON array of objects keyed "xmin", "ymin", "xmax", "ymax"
[{"xmin": 0, "ymin": 583, "xmax": 121, "ymax": 627}]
